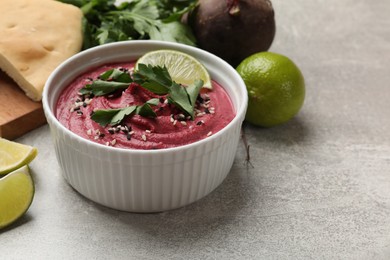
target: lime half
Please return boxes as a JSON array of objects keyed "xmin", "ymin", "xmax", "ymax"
[
  {"xmin": 0, "ymin": 138, "xmax": 38, "ymax": 175},
  {"xmin": 0, "ymin": 165, "xmax": 34, "ymax": 229},
  {"xmin": 136, "ymin": 50, "xmax": 212, "ymax": 89}
]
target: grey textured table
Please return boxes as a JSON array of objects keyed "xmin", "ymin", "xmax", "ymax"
[{"xmin": 1, "ymin": 0, "xmax": 390, "ymax": 259}]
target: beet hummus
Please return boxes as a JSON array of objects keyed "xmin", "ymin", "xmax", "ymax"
[{"xmin": 56, "ymin": 62, "xmax": 235, "ymax": 150}]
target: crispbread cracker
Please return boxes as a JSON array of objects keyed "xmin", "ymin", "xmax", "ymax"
[{"xmin": 0, "ymin": 0, "xmax": 83, "ymax": 101}]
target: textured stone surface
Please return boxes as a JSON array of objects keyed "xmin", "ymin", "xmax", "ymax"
[{"xmin": 1, "ymin": 0, "xmax": 390, "ymax": 259}]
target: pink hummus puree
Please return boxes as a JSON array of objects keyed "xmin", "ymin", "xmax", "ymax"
[{"xmin": 56, "ymin": 62, "xmax": 235, "ymax": 150}]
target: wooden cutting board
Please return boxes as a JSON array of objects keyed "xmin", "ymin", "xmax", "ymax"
[{"xmin": 0, "ymin": 71, "xmax": 46, "ymax": 140}]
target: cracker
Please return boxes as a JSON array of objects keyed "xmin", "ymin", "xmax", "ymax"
[{"xmin": 0, "ymin": 0, "xmax": 83, "ymax": 101}]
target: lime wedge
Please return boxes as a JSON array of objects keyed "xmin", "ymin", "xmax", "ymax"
[
  {"xmin": 0, "ymin": 138, "xmax": 38, "ymax": 175},
  {"xmin": 0, "ymin": 165, "xmax": 34, "ymax": 229},
  {"xmin": 136, "ymin": 49, "xmax": 212, "ymax": 89}
]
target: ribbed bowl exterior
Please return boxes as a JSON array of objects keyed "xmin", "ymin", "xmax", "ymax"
[
  {"xmin": 43, "ymin": 41, "xmax": 247, "ymax": 212},
  {"xmin": 46, "ymin": 114, "xmax": 241, "ymax": 212}
]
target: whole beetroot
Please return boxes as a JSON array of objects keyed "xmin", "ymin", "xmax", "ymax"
[{"xmin": 189, "ymin": 0, "xmax": 276, "ymax": 67}]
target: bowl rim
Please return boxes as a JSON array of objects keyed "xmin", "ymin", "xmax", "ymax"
[{"xmin": 42, "ymin": 40, "xmax": 248, "ymax": 155}]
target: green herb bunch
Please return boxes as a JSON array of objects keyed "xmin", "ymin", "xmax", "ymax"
[{"xmin": 58, "ymin": 0, "xmax": 197, "ymax": 49}]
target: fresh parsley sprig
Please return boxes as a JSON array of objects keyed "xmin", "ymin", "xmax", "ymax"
[
  {"xmin": 57, "ymin": 0, "xmax": 197, "ymax": 49},
  {"xmin": 83, "ymin": 64, "xmax": 204, "ymax": 126},
  {"xmin": 133, "ymin": 64, "xmax": 203, "ymax": 119}
]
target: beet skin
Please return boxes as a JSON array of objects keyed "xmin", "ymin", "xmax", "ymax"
[{"xmin": 189, "ymin": 0, "xmax": 276, "ymax": 67}]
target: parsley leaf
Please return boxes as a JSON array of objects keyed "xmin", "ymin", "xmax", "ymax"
[
  {"xmin": 135, "ymin": 98, "xmax": 160, "ymax": 118},
  {"xmin": 91, "ymin": 98, "xmax": 160, "ymax": 126},
  {"xmin": 80, "ymin": 68, "xmax": 132, "ymax": 96},
  {"xmin": 80, "ymin": 80, "xmax": 130, "ymax": 96},
  {"xmin": 168, "ymin": 82, "xmax": 193, "ymax": 117},
  {"xmin": 91, "ymin": 106, "xmax": 136, "ymax": 127},
  {"xmin": 132, "ymin": 64, "xmax": 172, "ymax": 94},
  {"xmin": 167, "ymin": 80, "xmax": 203, "ymax": 119},
  {"xmin": 99, "ymin": 68, "xmax": 132, "ymax": 82},
  {"xmin": 186, "ymin": 79, "xmax": 204, "ymax": 113},
  {"xmin": 149, "ymin": 21, "xmax": 196, "ymax": 46}
]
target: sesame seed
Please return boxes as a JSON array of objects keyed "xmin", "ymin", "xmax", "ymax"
[
  {"xmin": 142, "ymin": 134, "xmax": 147, "ymax": 141},
  {"xmin": 129, "ymin": 131, "xmax": 134, "ymax": 135},
  {"xmin": 94, "ymin": 136, "xmax": 99, "ymax": 140},
  {"xmin": 145, "ymin": 130, "xmax": 151, "ymax": 133},
  {"xmin": 105, "ymin": 142, "xmax": 110, "ymax": 146},
  {"xmin": 87, "ymin": 129, "xmax": 92, "ymax": 135},
  {"xmin": 75, "ymin": 101, "xmax": 84, "ymax": 107},
  {"xmin": 177, "ymin": 114, "xmax": 186, "ymax": 121},
  {"xmin": 173, "ymin": 120, "xmax": 177, "ymax": 125},
  {"xmin": 207, "ymin": 131, "xmax": 213, "ymax": 137},
  {"xmin": 180, "ymin": 121, "xmax": 187, "ymax": 126},
  {"xmin": 164, "ymin": 99, "xmax": 169, "ymax": 104},
  {"xmin": 196, "ymin": 112, "xmax": 204, "ymax": 117},
  {"xmin": 111, "ymin": 139, "xmax": 117, "ymax": 146}
]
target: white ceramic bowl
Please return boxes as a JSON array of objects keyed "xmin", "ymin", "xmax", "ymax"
[{"xmin": 42, "ymin": 40, "xmax": 247, "ymax": 212}]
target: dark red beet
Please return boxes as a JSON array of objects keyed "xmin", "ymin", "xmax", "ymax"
[{"xmin": 189, "ymin": 0, "xmax": 276, "ymax": 67}]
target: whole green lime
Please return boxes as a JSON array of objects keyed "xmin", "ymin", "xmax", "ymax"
[{"xmin": 237, "ymin": 52, "xmax": 305, "ymax": 127}]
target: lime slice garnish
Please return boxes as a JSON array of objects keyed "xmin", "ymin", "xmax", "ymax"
[
  {"xmin": 136, "ymin": 49, "xmax": 212, "ymax": 89},
  {"xmin": 0, "ymin": 138, "xmax": 38, "ymax": 175},
  {"xmin": 0, "ymin": 165, "xmax": 34, "ymax": 229}
]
